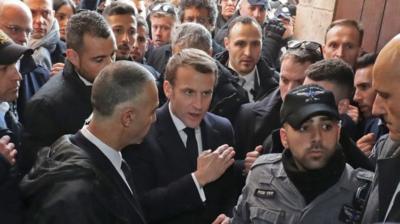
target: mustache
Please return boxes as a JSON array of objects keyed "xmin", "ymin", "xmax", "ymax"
[
  {"xmin": 118, "ymin": 44, "xmax": 130, "ymax": 50},
  {"xmin": 305, "ymin": 142, "xmax": 328, "ymax": 152}
]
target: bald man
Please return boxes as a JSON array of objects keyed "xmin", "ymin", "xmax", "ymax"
[
  {"xmin": 362, "ymin": 34, "xmax": 400, "ymax": 223},
  {"xmin": 0, "ymin": 0, "xmax": 32, "ymax": 45},
  {"xmin": 0, "ymin": 0, "xmax": 50, "ymax": 122}
]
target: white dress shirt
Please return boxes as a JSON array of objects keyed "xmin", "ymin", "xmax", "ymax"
[
  {"xmin": 228, "ymin": 61, "xmax": 258, "ymax": 102},
  {"xmin": 80, "ymin": 126, "xmax": 132, "ymax": 193},
  {"xmin": 0, "ymin": 102, "xmax": 10, "ymax": 128},
  {"xmin": 76, "ymin": 71, "xmax": 93, "ymax": 86}
]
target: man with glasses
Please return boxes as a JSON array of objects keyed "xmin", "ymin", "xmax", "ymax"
[
  {"xmin": 214, "ymin": 84, "xmax": 373, "ymax": 224},
  {"xmin": 234, "ymin": 40, "xmax": 322, "ymax": 174},
  {"xmin": 0, "ymin": 29, "xmax": 33, "ymax": 224},
  {"xmin": 0, "ymin": 0, "xmax": 50, "ymax": 123}
]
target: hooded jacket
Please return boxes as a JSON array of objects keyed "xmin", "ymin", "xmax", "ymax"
[{"xmin": 20, "ymin": 134, "xmax": 146, "ymax": 224}]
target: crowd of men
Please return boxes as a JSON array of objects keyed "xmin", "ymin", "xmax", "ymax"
[{"xmin": 0, "ymin": 0, "xmax": 399, "ymax": 223}]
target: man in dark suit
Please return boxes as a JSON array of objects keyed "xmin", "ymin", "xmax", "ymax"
[
  {"xmin": 20, "ymin": 10, "xmax": 117, "ymax": 175},
  {"xmin": 0, "ymin": 0, "xmax": 51, "ymax": 123},
  {"xmin": 215, "ymin": 16, "xmax": 278, "ymax": 103},
  {"xmin": 123, "ymin": 48, "xmax": 239, "ymax": 224},
  {"xmin": 20, "ymin": 61, "xmax": 159, "ymax": 224}
]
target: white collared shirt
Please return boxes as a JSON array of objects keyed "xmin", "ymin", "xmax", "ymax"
[
  {"xmin": 76, "ymin": 71, "xmax": 93, "ymax": 86},
  {"xmin": 228, "ymin": 61, "xmax": 257, "ymax": 102},
  {"xmin": 169, "ymin": 105, "xmax": 203, "ymax": 154},
  {"xmin": 0, "ymin": 102, "xmax": 10, "ymax": 128},
  {"xmin": 80, "ymin": 126, "xmax": 132, "ymax": 193},
  {"xmin": 168, "ymin": 103, "xmax": 206, "ymax": 202}
]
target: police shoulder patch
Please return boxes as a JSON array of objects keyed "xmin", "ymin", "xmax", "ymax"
[{"xmin": 252, "ymin": 153, "xmax": 282, "ymax": 169}]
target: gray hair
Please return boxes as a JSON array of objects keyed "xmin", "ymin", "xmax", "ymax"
[
  {"xmin": 171, "ymin": 22, "xmax": 212, "ymax": 53},
  {"xmin": 165, "ymin": 48, "xmax": 218, "ymax": 86},
  {"xmin": 91, "ymin": 61, "xmax": 155, "ymax": 116}
]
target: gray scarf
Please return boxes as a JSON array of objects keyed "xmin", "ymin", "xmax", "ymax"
[{"xmin": 28, "ymin": 19, "xmax": 60, "ymax": 71}]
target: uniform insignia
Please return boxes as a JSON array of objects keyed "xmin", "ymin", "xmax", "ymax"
[{"xmin": 254, "ymin": 189, "xmax": 275, "ymax": 199}]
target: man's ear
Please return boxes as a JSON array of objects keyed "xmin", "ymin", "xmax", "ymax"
[
  {"xmin": 163, "ymin": 80, "xmax": 172, "ymax": 99},
  {"xmin": 207, "ymin": 47, "xmax": 213, "ymax": 57},
  {"xmin": 322, "ymin": 44, "xmax": 326, "ymax": 57},
  {"xmin": 121, "ymin": 106, "xmax": 135, "ymax": 128},
  {"xmin": 280, "ymin": 127, "xmax": 289, "ymax": 149},
  {"xmin": 224, "ymin": 37, "xmax": 230, "ymax": 49},
  {"xmin": 66, "ymin": 49, "xmax": 80, "ymax": 69}
]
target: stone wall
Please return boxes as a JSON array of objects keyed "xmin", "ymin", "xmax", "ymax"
[{"xmin": 294, "ymin": 0, "xmax": 337, "ymax": 45}]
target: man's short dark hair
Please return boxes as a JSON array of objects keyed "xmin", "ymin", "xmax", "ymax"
[
  {"xmin": 137, "ymin": 16, "xmax": 149, "ymax": 34},
  {"xmin": 178, "ymin": 0, "xmax": 218, "ymax": 28},
  {"xmin": 355, "ymin": 52, "xmax": 377, "ymax": 70},
  {"xmin": 280, "ymin": 48, "xmax": 322, "ymax": 65},
  {"xmin": 165, "ymin": 48, "xmax": 218, "ymax": 86},
  {"xmin": 325, "ymin": 19, "xmax": 364, "ymax": 46},
  {"xmin": 92, "ymin": 61, "xmax": 155, "ymax": 116},
  {"xmin": 102, "ymin": 1, "xmax": 136, "ymax": 17},
  {"xmin": 67, "ymin": 10, "xmax": 113, "ymax": 52},
  {"xmin": 227, "ymin": 16, "xmax": 262, "ymax": 38},
  {"xmin": 305, "ymin": 59, "xmax": 354, "ymax": 100}
]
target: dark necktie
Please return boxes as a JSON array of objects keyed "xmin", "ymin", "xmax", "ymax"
[
  {"xmin": 121, "ymin": 160, "xmax": 136, "ymax": 195},
  {"xmin": 120, "ymin": 160, "xmax": 146, "ymax": 220},
  {"xmin": 183, "ymin": 127, "xmax": 198, "ymax": 168}
]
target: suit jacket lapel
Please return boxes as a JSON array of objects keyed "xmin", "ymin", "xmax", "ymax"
[
  {"xmin": 156, "ymin": 104, "xmax": 195, "ymax": 174},
  {"xmin": 201, "ymin": 114, "xmax": 221, "ymax": 151}
]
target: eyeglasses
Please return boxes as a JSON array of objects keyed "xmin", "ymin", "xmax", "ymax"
[
  {"xmin": 150, "ymin": 3, "xmax": 176, "ymax": 16},
  {"xmin": 0, "ymin": 24, "xmax": 32, "ymax": 37},
  {"xmin": 287, "ymin": 40, "xmax": 323, "ymax": 58}
]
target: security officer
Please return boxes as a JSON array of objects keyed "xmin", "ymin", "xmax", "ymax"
[{"xmin": 229, "ymin": 84, "xmax": 373, "ymax": 224}]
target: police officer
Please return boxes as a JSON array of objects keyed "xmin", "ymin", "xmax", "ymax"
[{"xmin": 217, "ymin": 84, "xmax": 373, "ymax": 224}]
